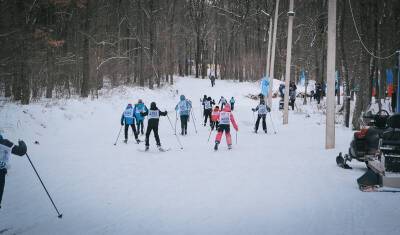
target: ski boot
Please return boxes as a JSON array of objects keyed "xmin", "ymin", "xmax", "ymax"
[
  {"xmin": 254, "ymin": 128, "xmax": 258, "ymax": 133},
  {"xmin": 214, "ymin": 141, "xmax": 220, "ymax": 151},
  {"xmin": 124, "ymin": 139, "xmax": 128, "ymax": 144},
  {"xmin": 157, "ymin": 145, "xmax": 165, "ymax": 152},
  {"xmin": 228, "ymin": 144, "xmax": 232, "ymax": 150},
  {"xmin": 145, "ymin": 146, "xmax": 149, "ymax": 151},
  {"xmin": 136, "ymin": 138, "xmax": 141, "ymax": 144},
  {"xmin": 264, "ymin": 129, "xmax": 267, "ymax": 134}
]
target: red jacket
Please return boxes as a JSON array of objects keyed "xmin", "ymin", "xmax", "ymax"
[{"xmin": 211, "ymin": 107, "xmax": 220, "ymax": 122}]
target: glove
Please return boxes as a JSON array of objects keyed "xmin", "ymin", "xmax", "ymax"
[
  {"xmin": 165, "ymin": 111, "xmax": 168, "ymax": 115},
  {"xmin": 252, "ymin": 108, "xmax": 255, "ymax": 112},
  {"xmin": 121, "ymin": 122, "xmax": 124, "ymax": 126},
  {"xmin": 12, "ymin": 140, "xmax": 27, "ymax": 156},
  {"xmin": 267, "ymin": 107, "xmax": 271, "ymax": 112}
]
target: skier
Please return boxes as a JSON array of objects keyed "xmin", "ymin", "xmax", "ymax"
[
  {"xmin": 175, "ymin": 95, "xmax": 192, "ymax": 135},
  {"xmin": 229, "ymin": 97, "xmax": 235, "ymax": 111},
  {"xmin": 0, "ymin": 134, "xmax": 27, "ymax": 209},
  {"xmin": 315, "ymin": 83, "xmax": 323, "ymax": 104},
  {"xmin": 289, "ymin": 81, "xmax": 297, "ymax": 111},
  {"xmin": 203, "ymin": 97, "xmax": 214, "ymax": 126},
  {"xmin": 121, "ymin": 104, "xmax": 140, "ymax": 144},
  {"xmin": 252, "ymin": 99, "xmax": 271, "ymax": 133},
  {"xmin": 211, "ymin": 106, "xmax": 220, "ymax": 131},
  {"xmin": 209, "ymin": 75, "xmax": 216, "ymax": 87},
  {"xmin": 134, "ymin": 99, "xmax": 148, "ymax": 135},
  {"xmin": 218, "ymin": 96, "xmax": 227, "ymax": 109},
  {"xmin": 140, "ymin": 102, "xmax": 168, "ymax": 151},
  {"xmin": 214, "ymin": 104, "xmax": 238, "ymax": 150}
]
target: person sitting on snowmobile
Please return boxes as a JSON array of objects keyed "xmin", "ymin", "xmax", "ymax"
[
  {"xmin": 140, "ymin": 102, "xmax": 168, "ymax": 151},
  {"xmin": 214, "ymin": 104, "xmax": 238, "ymax": 150},
  {"xmin": 203, "ymin": 97, "xmax": 215, "ymax": 127},
  {"xmin": 211, "ymin": 106, "xmax": 220, "ymax": 131},
  {"xmin": 134, "ymin": 99, "xmax": 148, "ymax": 135},
  {"xmin": 175, "ymin": 95, "xmax": 192, "ymax": 135},
  {"xmin": 121, "ymin": 104, "xmax": 140, "ymax": 144},
  {"xmin": 230, "ymin": 97, "xmax": 235, "ymax": 111},
  {"xmin": 0, "ymin": 134, "xmax": 27, "ymax": 209},
  {"xmin": 218, "ymin": 96, "xmax": 227, "ymax": 109},
  {"xmin": 252, "ymin": 99, "xmax": 270, "ymax": 133}
]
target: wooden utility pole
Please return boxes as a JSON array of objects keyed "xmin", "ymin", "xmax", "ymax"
[
  {"xmin": 268, "ymin": 0, "xmax": 280, "ymax": 107},
  {"xmin": 283, "ymin": 0, "xmax": 295, "ymax": 125},
  {"xmin": 326, "ymin": 0, "xmax": 337, "ymax": 149}
]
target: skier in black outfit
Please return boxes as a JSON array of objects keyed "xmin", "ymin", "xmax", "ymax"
[
  {"xmin": 140, "ymin": 102, "xmax": 168, "ymax": 151},
  {"xmin": 203, "ymin": 97, "xmax": 215, "ymax": 126},
  {"xmin": 0, "ymin": 134, "xmax": 27, "ymax": 209},
  {"xmin": 252, "ymin": 100, "xmax": 270, "ymax": 133}
]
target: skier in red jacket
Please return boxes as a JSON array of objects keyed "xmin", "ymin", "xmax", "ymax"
[{"xmin": 213, "ymin": 104, "xmax": 238, "ymax": 150}]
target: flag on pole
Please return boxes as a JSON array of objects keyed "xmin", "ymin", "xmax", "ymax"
[
  {"xmin": 386, "ymin": 69, "xmax": 394, "ymax": 97},
  {"xmin": 261, "ymin": 76, "xmax": 270, "ymax": 97}
]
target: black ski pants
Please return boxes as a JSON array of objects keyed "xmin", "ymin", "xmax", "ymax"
[
  {"xmin": 125, "ymin": 124, "xmax": 138, "ymax": 140},
  {"xmin": 180, "ymin": 115, "xmax": 189, "ymax": 134},
  {"xmin": 204, "ymin": 109, "xmax": 212, "ymax": 125},
  {"xmin": 145, "ymin": 124, "xmax": 161, "ymax": 147},
  {"xmin": 0, "ymin": 168, "xmax": 7, "ymax": 206},
  {"xmin": 255, "ymin": 114, "xmax": 267, "ymax": 132}
]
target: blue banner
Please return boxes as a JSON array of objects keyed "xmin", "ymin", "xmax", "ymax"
[
  {"xmin": 299, "ymin": 70, "xmax": 305, "ymax": 86},
  {"xmin": 261, "ymin": 76, "xmax": 270, "ymax": 97}
]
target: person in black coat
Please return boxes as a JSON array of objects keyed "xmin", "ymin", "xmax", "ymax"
[
  {"xmin": 140, "ymin": 102, "xmax": 168, "ymax": 151},
  {"xmin": 0, "ymin": 134, "xmax": 27, "ymax": 208}
]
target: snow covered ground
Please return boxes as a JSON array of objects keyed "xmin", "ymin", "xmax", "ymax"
[{"xmin": 0, "ymin": 77, "xmax": 399, "ymax": 235}]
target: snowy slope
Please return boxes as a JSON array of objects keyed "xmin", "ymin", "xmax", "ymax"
[{"xmin": 0, "ymin": 77, "xmax": 399, "ymax": 235}]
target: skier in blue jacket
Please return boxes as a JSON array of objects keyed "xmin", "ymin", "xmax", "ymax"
[
  {"xmin": 121, "ymin": 104, "xmax": 140, "ymax": 144},
  {"xmin": 175, "ymin": 95, "xmax": 192, "ymax": 135},
  {"xmin": 134, "ymin": 99, "xmax": 148, "ymax": 135}
]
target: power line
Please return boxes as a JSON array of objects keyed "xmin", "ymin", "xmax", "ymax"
[{"xmin": 348, "ymin": 0, "xmax": 397, "ymax": 60}]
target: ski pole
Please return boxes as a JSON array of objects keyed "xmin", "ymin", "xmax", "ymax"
[
  {"xmin": 167, "ymin": 114, "xmax": 184, "ymax": 149},
  {"xmin": 114, "ymin": 125, "xmax": 123, "ymax": 146},
  {"xmin": 190, "ymin": 109, "xmax": 198, "ymax": 134},
  {"xmin": 235, "ymin": 131, "xmax": 238, "ymax": 144},
  {"xmin": 26, "ymin": 153, "xmax": 63, "ymax": 218},
  {"xmin": 174, "ymin": 111, "xmax": 178, "ymax": 135},
  {"xmin": 207, "ymin": 128, "xmax": 213, "ymax": 142},
  {"xmin": 252, "ymin": 111, "xmax": 255, "ymax": 123},
  {"xmin": 268, "ymin": 112, "xmax": 277, "ymax": 134}
]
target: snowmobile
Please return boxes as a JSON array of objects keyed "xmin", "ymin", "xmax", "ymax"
[
  {"xmin": 336, "ymin": 109, "xmax": 390, "ymax": 169},
  {"xmin": 356, "ymin": 113, "xmax": 400, "ymax": 191}
]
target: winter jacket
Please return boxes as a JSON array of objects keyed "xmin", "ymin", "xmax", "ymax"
[
  {"xmin": 253, "ymin": 104, "xmax": 270, "ymax": 115},
  {"xmin": 203, "ymin": 99, "xmax": 215, "ymax": 110},
  {"xmin": 211, "ymin": 107, "xmax": 220, "ymax": 122},
  {"xmin": 175, "ymin": 95, "xmax": 192, "ymax": 116},
  {"xmin": 134, "ymin": 103, "xmax": 148, "ymax": 121},
  {"xmin": 0, "ymin": 137, "xmax": 27, "ymax": 169},
  {"xmin": 218, "ymin": 97, "xmax": 227, "ymax": 105},
  {"xmin": 141, "ymin": 102, "xmax": 167, "ymax": 127},
  {"xmin": 121, "ymin": 104, "xmax": 135, "ymax": 125},
  {"xmin": 214, "ymin": 105, "xmax": 238, "ymax": 131}
]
